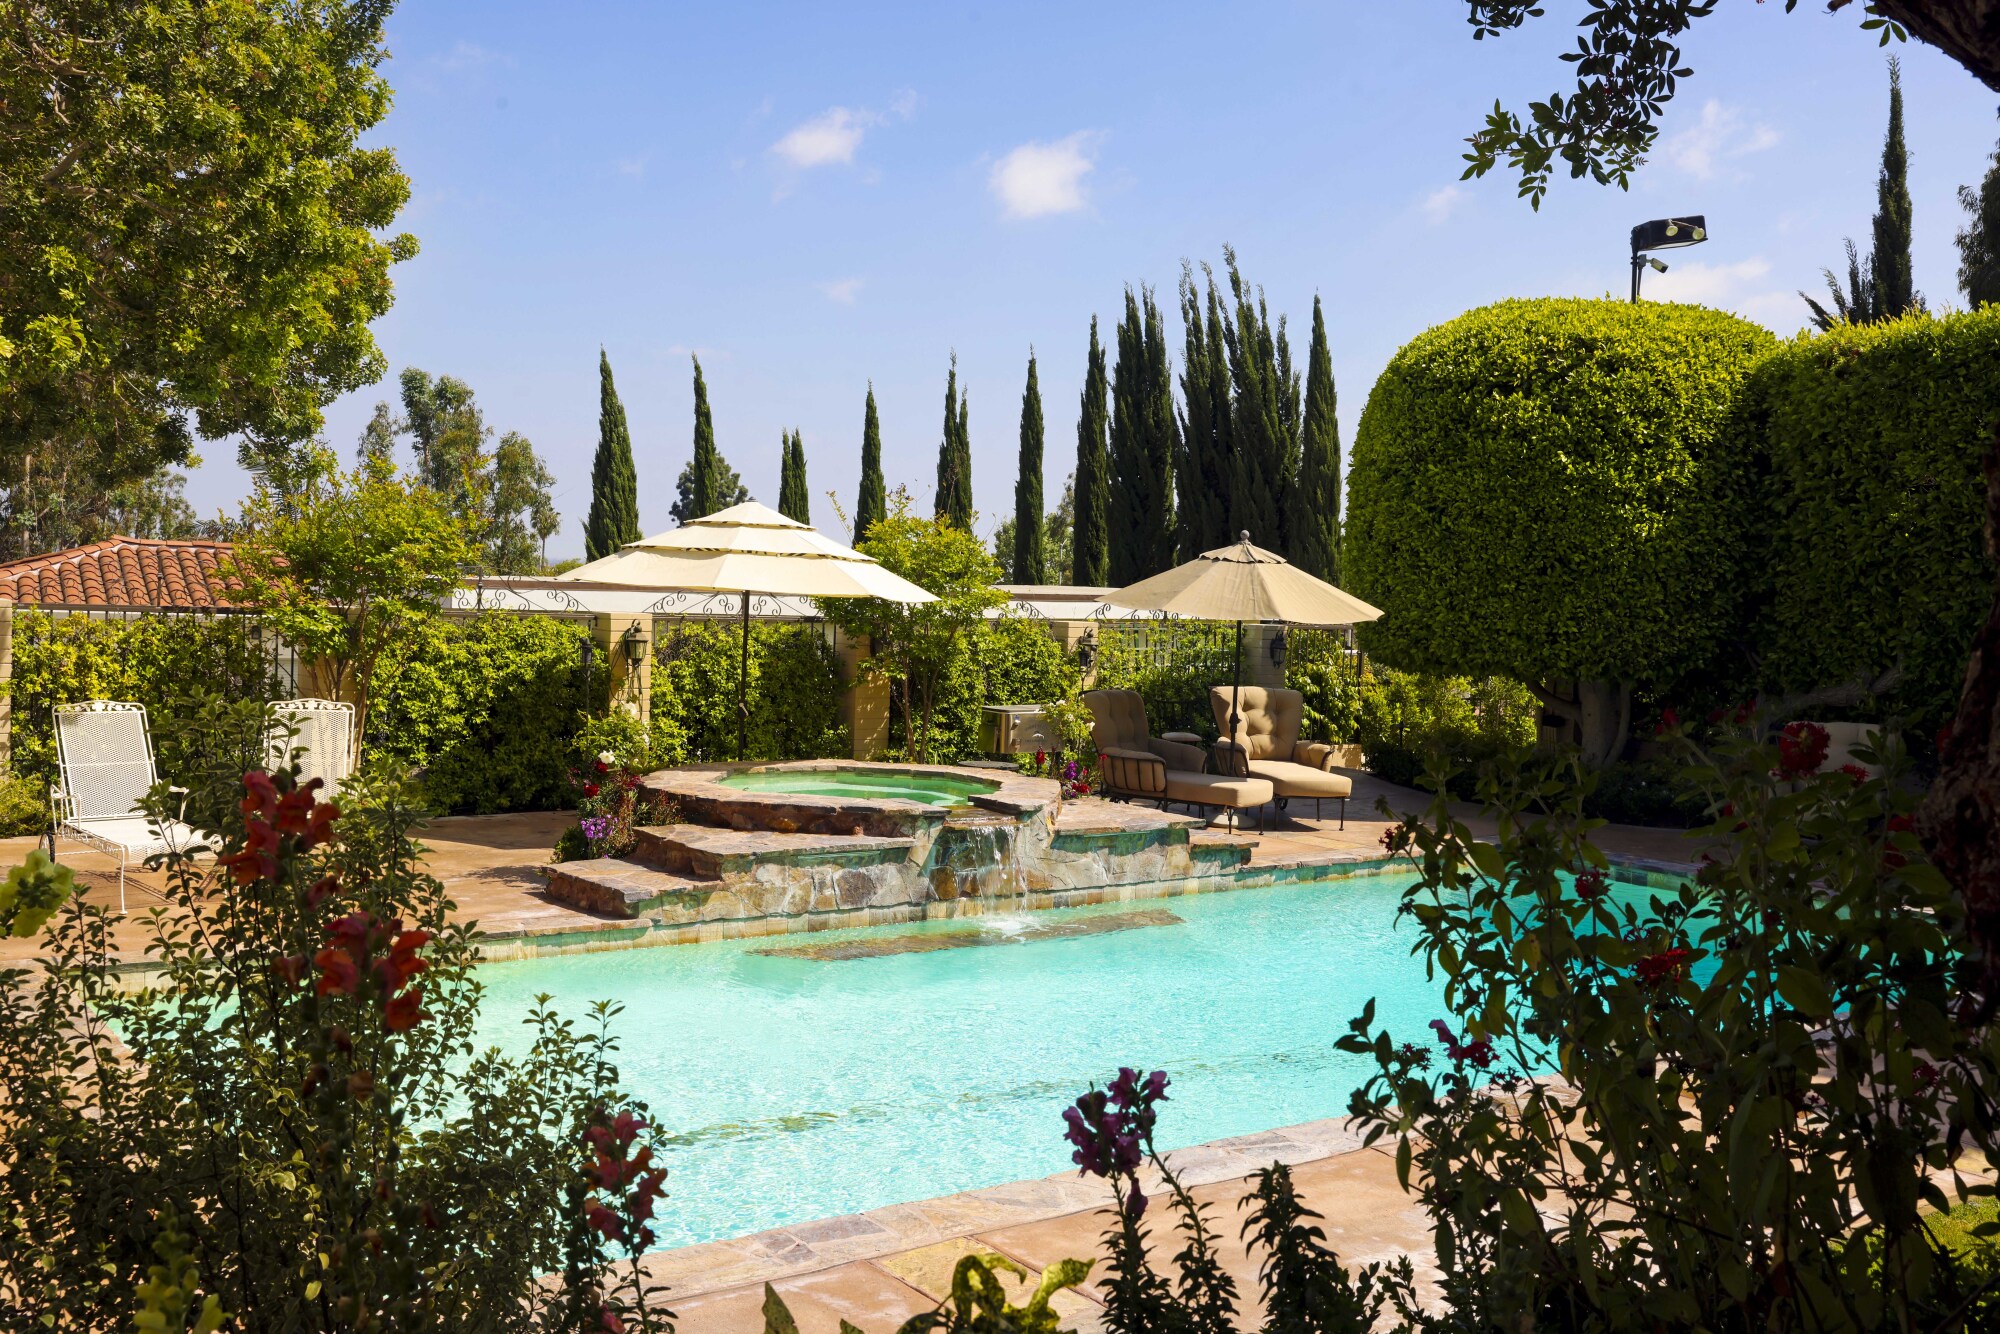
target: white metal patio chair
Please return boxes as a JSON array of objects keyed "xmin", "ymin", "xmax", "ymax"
[
  {"xmin": 52, "ymin": 701, "xmax": 202, "ymax": 913},
  {"xmin": 264, "ymin": 698, "xmax": 356, "ymax": 791}
]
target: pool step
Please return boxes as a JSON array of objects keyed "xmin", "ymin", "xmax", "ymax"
[
  {"xmin": 543, "ymin": 857, "xmax": 717, "ymax": 920},
  {"xmin": 631, "ymin": 823, "xmax": 920, "ymax": 881}
]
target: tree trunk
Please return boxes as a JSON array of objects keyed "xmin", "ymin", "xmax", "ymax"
[
  {"xmin": 1533, "ymin": 678, "xmax": 1631, "ymax": 769},
  {"xmin": 1918, "ymin": 428, "xmax": 2000, "ymax": 1018}
]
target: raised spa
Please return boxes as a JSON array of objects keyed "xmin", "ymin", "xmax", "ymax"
[{"xmin": 717, "ymin": 766, "xmax": 998, "ymax": 808}]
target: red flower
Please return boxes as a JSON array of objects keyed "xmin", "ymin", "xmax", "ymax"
[
  {"xmin": 1733, "ymin": 700, "xmax": 1757, "ymax": 725},
  {"xmin": 273, "ymin": 954, "xmax": 308, "ymax": 986},
  {"xmin": 1428, "ymin": 1019, "xmax": 1494, "ymax": 1068},
  {"xmin": 1574, "ymin": 866, "xmax": 1609, "ymax": 901},
  {"xmin": 584, "ymin": 1201, "xmax": 623, "ymax": 1240},
  {"xmin": 599, "ymin": 1306, "xmax": 627, "ymax": 1334},
  {"xmin": 240, "ymin": 771, "xmax": 278, "ymax": 824},
  {"xmin": 594, "ymin": 759, "xmax": 610, "ymax": 775},
  {"xmin": 314, "ymin": 946, "xmax": 359, "ymax": 997},
  {"xmin": 1635, "ymin": 947, "xmax": 1693, "ymax": 991},
  {"xmin": 1034, "ymin": 750, "xmax": 1047, "ymax": 769},
  {"xmin": 1839, "ymin": 763, "xmax": 1870, "ymax": 786},
  {"xmin": 274, "ymin": 779, "xmax": 323, "ymax": 837},
  {"xmin": 1776, "ymin": 722, "xmax": 1830, "ymax": 778},
  {"xmin": 383, "ymin": 987, "xmax": 424, "ymax": 1033},
  {"xmin": 375, "ymin": 928, "xmax": 431, "ymax": 994},
  {"xmin": 305, "ymin": 875, "xmax": 341, "ymax": 910},
  {"xmin": 581, "ymin": 782, "xmax": 600, "ymax": 798},
  {"xmin": 305, "ymin": 800, "xmax": 340, "ymax": 848},
  {"xmin": 1654, "ymin": 707, "xmax": 1679, "ymax": 736},
  {"xmin": 1887, "ymin": 813, "xmax": 1915, "ymax": 833},
  {"xmin": 1913, "ymin": 1061, "xmax": 1939, "ymax": 1090}
]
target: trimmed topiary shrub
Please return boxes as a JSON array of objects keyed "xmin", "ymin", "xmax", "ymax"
[
  {"xmin": 1346, "ymin": 297, "xmax": 1775, "ymax": 765},
  {"xmin": 1744, "ymin": 308, "xmax": 2000, "ymax": 730}
]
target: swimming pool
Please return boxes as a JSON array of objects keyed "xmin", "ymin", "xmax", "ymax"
[
  {"xmin": 717, "ymin": 766, "xmax": 999, "ymax": 808},
  {"xmin": 471, "ymin": 871, "xmax": 1447, "ymax": 1249}
]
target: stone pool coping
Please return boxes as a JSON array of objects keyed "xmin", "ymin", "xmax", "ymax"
[
  {"xmin": 637, "ymin": 1114, "xmax": 1410, "ymax": 1308},
  {"xmin": 643, "ymin": 759, "xmax": 1062, "ymax": 828}
]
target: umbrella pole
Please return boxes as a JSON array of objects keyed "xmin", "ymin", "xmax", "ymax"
[
  {"xmin": 737, "ymin": 591, "xmax": 751, "ymax": 761},
  {"xmin": 1229, "ymin": 620, "xmax": 1243, "ymax": 770}
]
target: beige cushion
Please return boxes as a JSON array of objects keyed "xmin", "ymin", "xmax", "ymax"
[
  {"xmin": 1248, "ymin": 759, "xmax": 1352, "ymax": 800},
  {"xmin": 1084, "ymin": 689, "xmax": 1151, "ymax": 752},
  {"xmin": 1209, "ymin": 686, "xmax": 1307, "ymax": 764},
  {"xmin": 1163, "ymin": 771, "xmax": 1273, "ymax": 809}
]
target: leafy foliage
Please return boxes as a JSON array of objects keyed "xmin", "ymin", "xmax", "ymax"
[
  {"xmin": 369, "ymin": 612, "xmax": 601, "ymax": 814},
  {"xmin": 1959, "ymin": 119, "xmax": 2000, "ymax": 309},
  {"xmin": 0, "ymin": 0, "xmax": 416, "ymax": 559},
  {"xmin": 1285, "ymin": 629, "xmax": 1364, "ymax": 745},
  {"xmin": 919, "ymin": 616, "xmax": 1081, "ymax": 764},
  {"xmin": 762, "ymin": 1254, "xmax": 1091, "ymax": 1334},
  {"xmin": 1802, "ymin": 58, "xmax": 1921, "ymax": 331},
  {"xmin": 1346, "ymin": 297, "xmax": 1773, "ymax": 762},
  {"xmin": 820, "ymin": 492, "xmax": 1007, "ymax": 763},
  {"xmin": 1340, "ymin": 721, "xmax": 2000, "ymax": 1331},
  {"xmin": 230, "ymin": 457, "xmax": 476, "ymax": 754},
  {"xmin": 649, "ymin": 620, "xmax": 849, "ymax": 765},
  {"xmin": 1093, "ymin": 621, "xmax": 1240, "ymax": 741},
  {"xmin": 1743, "ymin": 308, "xmax": 2000, "ymax": 729},
  {"xmin": 1353, "ymin": 665, "xmax": 1538, "ymax": 793},
  {"xmin": 0, "ymin": 759, "xmax": 667, "ymax": 1330},
  {"xmin": 7, "ymin": 607, "xmax": 289, "ymax": 792}
]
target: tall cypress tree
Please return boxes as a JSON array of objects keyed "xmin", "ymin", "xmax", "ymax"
[
  {"xmin": 935, "ymin": 355, "xmax": 973, "ymax": 528},
  {"xmin": 1072, "ymin": 318, "xmax": 1110, "ymax": 586},
  {"xmin": 1177, "ymin": 264, "xmax": 1233, "ymax": 558},
  {"xmin": 1871, "ymin": 56, "xmax": 1915, "ymax": 319},
  {"xmin": 1221, "ymin": 249, "xmax": 1297, "ymax": 553},
  {"xmin": 584, "ymin": 350, "xmax": 642, "ymax": 560},
  {"xmin": 1803, "ymin": 58, "xmax": 1922, "ymax": 328},
  {"xmin": 855, "ymin": 384, "xmax": 887, "ymax": 543},
  {"xmin": 777, "ymin": 429, "xmax": 810, "ymax": 524},
  {"xmin": 687, "ymin": 355, "xmax": 721, "ymax": 522},
  {"xmin": 1108, "ymin": 287, "xmax": 1178, "ymax": 582},
  {"xmin": 1959, "ymin": 118, "xmax": 2000, "ymax": 308},
  {"xmin": 1295, "ymin": 296, "xmax": 1342, "ymax": 582},
  {"xmin": 1013, "ymin": 351, "xmax": 1046, "ymax": 584}
]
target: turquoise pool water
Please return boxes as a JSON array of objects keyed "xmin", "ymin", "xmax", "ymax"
[
  {"xmin": 470, "ymin": 872, "xmax": 1447, "ymax": 1250},
  {"xmin": 718, "ymin": 767, "xmax": 997, "ymax": 807}
]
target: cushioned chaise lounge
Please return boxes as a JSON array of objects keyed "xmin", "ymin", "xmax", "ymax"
[
  {"xmin": 1209, "ymin": 686, "xmax": 1352, "ymax": 828},
  {"xmin": 1083, "ymin": 688, "xmax": 1274, "ymax": 832}
]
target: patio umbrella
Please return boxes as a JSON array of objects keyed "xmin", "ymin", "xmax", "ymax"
[
  {"xmin": 1104, "ymin": 531, "xmax": 1384, "ymax": 750},
  {"xmin": 558, "ymin": 502, "xmax": 936, "ymax": 758}
]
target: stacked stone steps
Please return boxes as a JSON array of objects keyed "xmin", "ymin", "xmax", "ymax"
[
  {"xmin": 543, "ymin": 857, "xmax": 719, "ymax": 920},
  {"xmin": 630, "ymin": 824, "xmax": 919, "ymax": 880}
]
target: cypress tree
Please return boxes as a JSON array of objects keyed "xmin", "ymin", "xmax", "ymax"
[
  {"xmin": 1108, "ymin": 288, "xmax": 1178, "ymax": 582},
  {"xmin": 585, "ymin": 349, "xmax": 642, "ymax": 560},
  {"xmin": 778, "ymin": 429, "xmax": 810, "ymax": 524},
  {"xmin": 1013, "ymin": 351, "xmax": 1046, "ymax": 584},
  {"xmin": 1870, "ymin": 56, "xmax": 1915, "ymax": 319},
  {"xmin": 1221, "ymin": 249, "xmax": 1296, "ymax": 553},
  {"xmin": 688, "ymin": 355, "xmax": 720, "ymax": 522},
  {"xmin": 1177, "ymin": 264, "xmax": 1233, "ymax": 558},
  {"xmin": 855, "ymin": 385, "xmax": 886, "ymax": 543},
  {"xmin": 1295, "ymin": 296, "xmax": 1342, "ymax": 582},
  {"xmin": 1958, "ymin": 118, "xmax": 2000, "ymax": 308},
  {"xmin": 935, "ymin": 355, "xmax": 973, "ymax": 528},
  {"xmin": 1072, "ymin": 317, "xmax": 1111, "ymax": 586}
]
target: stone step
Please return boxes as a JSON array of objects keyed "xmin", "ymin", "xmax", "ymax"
[
  {"xmin": 544, "ymin": 857, "xmax": 717, "ymax": 920},
  {"xmin": 631, "ymin": 824, "xmax": 919, "ymax": 880}
]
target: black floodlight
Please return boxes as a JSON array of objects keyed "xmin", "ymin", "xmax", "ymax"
[{"xmin": 1629, "ymin": 215, "xmax": 1708, "ymax": 301}]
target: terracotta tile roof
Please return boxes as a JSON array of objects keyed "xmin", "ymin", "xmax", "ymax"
[{"xmin": 0, "ymin": 536, "xmax": 246, "ymax": 610}]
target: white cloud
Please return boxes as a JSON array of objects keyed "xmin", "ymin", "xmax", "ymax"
[
  {"xmin": 432, "ymin": 40, "xmax": 513, "ymax": 73},
  {"xmin": 769, "ymin": 94, "xmax": 917, "ymax": 172},
  {"xmin": 990, "ymin": 133, "xmax": 1101, "ymax": 219},
  {"xmin": 1421, "ymin": 184, "xmax": 1465, "ymax": 225},
  {"xmin": 772, "ymin": 108, "xmax": 870, "ymax": 168},
  {"xmin": 1640, "ymin": 256, "xmax": 1802, "ymax": 328},
  {"xmin": 1662, "ymin": 100, "xmax": 1780, "ymax": 180},
  {"xmin": 817, "ymin": 277, "xmax": 864, "ymax": 304}
]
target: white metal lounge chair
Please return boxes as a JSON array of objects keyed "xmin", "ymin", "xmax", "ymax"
[
  {"xmin": 51, "ymin": 701, "xmax": 201, "ymax": 913},
  {"xmin": 264, "ymin": 698, "xmax": 356, "ymax": 790}
]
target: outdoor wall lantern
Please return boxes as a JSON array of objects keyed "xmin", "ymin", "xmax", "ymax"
[
  {"xmin": 1268, "ymin": 626, "xmax": 1288, "ymax": 671},
  {"xmin": 1076, "ymin": 627, "xmax": 1097, "ymax": 671},
  {"xmin": 620, "ymin": 623, "xmax": 649, "ymax": 664},
  {"xmin": 1629, "ymin": 215, "xmax": 1707, "ymax": 302}
]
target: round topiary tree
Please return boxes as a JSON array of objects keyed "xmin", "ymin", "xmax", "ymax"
[{"xmin": 1345, "ymin": 297, "xmax": 1775, "ymax": 766}]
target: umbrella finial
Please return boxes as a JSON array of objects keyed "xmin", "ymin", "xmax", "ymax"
[{"xmin": 1239, "ymin": 530, "xmax": 1251, "ymax": 544}]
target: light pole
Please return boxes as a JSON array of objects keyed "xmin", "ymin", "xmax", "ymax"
[{"xmin": 1630, "ymin": 216, "xmax": 1708, "ymax": 302}]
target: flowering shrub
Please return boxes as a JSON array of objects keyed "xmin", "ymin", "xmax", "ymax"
[
  {"xmin": 555, "ymin": 747, "xmax": 680, "ymax": 863},
  {"xmin": 0, "ymin": 762, "xmax": 672, "ymax": 1330},
  {"xmin": 1336, "ymin": 717, "xmax": 2000, "ymax": 1329},
  {"xmin": 1023, "ymin": 748, "xmax": 1094, "ymax": 800}
]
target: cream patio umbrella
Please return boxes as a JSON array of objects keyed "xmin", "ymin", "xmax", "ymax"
[
  {"xmin": 558, "ymin": 502, "xmax": 936, "ymax": 758},
  {"xmin": 1105, "ymin": 531, "xmax": 1384, "ymax": 748}
]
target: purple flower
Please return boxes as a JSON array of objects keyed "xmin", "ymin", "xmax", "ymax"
[{"xmin": 580, "ymin": 816, "xmax": 613, "ymax": 842}]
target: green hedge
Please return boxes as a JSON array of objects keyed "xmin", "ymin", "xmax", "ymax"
[
  {"xmin": 650, "ymin": 619, "xmax": 848, "ymax": 764},
  {"xmin": 1744, "ymin": 308, "xmax": 2000, "ymax": 728},
  {"xmin": 892, "ymin": 616, "xmax": 1080, "ymax": 762},
  {"xmin": 1285, "ymin": 629, "xmax": 1364, "ymax": 744},
  {"xmin": 1346, "ymin": 297, "xmax": 1775, "ymax": 692},
  {"xmin": 1093, "ymin": 621, "xmax": 1239, "ymax": 740},
  {"xmin": 368, "ymin": 613, "xmax": 597, "ymax": 815},
  {"xmin": 7, "ymin": 609, "xmax": 288, "ymax": 798},
  {"xmin": 1355, "ymin": 665, "xmax": 1539, "ymax": 791}
]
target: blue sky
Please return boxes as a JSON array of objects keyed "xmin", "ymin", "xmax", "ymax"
[{"xmin": 183, "ymin": 1, "xmax": 2000, "ymax": 558}]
